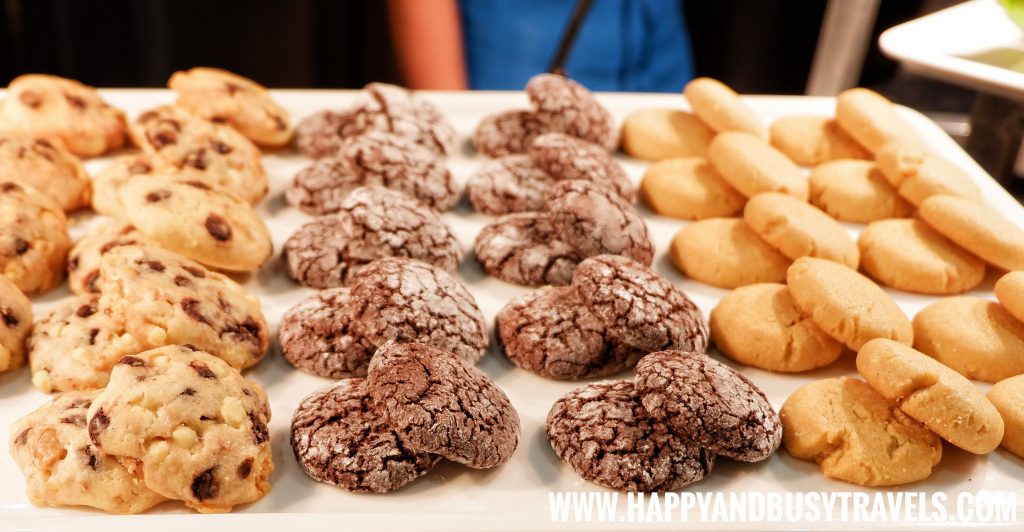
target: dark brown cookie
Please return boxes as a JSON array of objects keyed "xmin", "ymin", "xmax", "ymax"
[
  {"xmin": 291, "ymin": 378, "xmax": 441, "ymax": 492},
  {"xmin": 545, "ymin": 180, "xmax": 653, "ymax": 265},
  {"xmin": 278, "ymin": 288, "xmax": 374, "ymax": 378},
  {"xmin": 367, "ymin": 342, "xmax": 520, "ymax": 468},
  {"xmin": 526, "ymin": 74, "xmax": 617, "ymax": 150},
  {"xmin": 362, "ymin": 83, "xmax": 456, "ymax": 156},
  {"xmin": 466, "ymin": 155, "xmax": 556, "ymax": 215},
  {"xmin": 340, "ymin": 132, "xmax": 459, "ymax": 211},
  {"xmin": 473, "ymin": 212, "xmax": 580, "ymax": 287},
  {"xmin": 285, "ymin": 157, "xmax": 362, "ymax": 215},
  {"xmin": 546, "ymin": 380, "xmax": 715, "ymax": 491},
  {"xmin": 283, "ymin": 187, "xmax": 461, "ymax": 289},
  {"xmin": 348, "ymin": 257, "xmax": 487, "ymax": 365},
  {"xmin": 495, "ymin": 286, "xmax": 645, "ymax": 380},
  {"xmin": 529, "ymin": 132, "xmax": 635, "ymax": 203},
  {"xmin": 634, "ymin": 350, "xmax": 782, "ymax": 462},
  {"xmin": 472, "ymin": 109, "xmax": 548, "ymax": 158},
  {"xmin": 572, "ymin": 255, "xmax": 709, "ymax": 353},
  {"xmin": 294, "ymin": 109, "xmax": 371, "ymax": 159}
]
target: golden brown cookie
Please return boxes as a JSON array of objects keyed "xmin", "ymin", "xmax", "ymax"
[
  {"xmin": 743, "ymin": 192, "xmax": 859, "ymax": 268},
  {"xmin": 684, "ymin": 77, "xmax": 767, "ymax": 139},
  {"xmin": 787, "ymin": 257, "xmax": 912, "ymax": 350},
  {"xmin": 639, "ymin": 157, "xmax": 746, "ymax": 220},
  {"xmin": 808, "ymin": 160, "xmax": 913, "ymax": 223},
  {"xmin": 875, "ymin": 142, "xmax": 982, "ymax": 205},
  {"xmin": 912, "ymin": 297, "xmax": 1024, "ymax": 383},
  {"xmin": 919, "ymin": 194, "xmax": 1024, "ymax": 272},
  {"xmin": 669, "ymin": 218, "xmax": 790, "ymax": 289},
  {"xmin": 710, "ymin": 283, "xmax": 843, "ymax": 372},
  {"xmin": 769, "ymin": 115, "xmax": 870, "ymax": 166},
  {"xmin": 995, "ymin": 271, "xmax": 1024, "ymax": 325},
  {"xmin": 987, "ymin": 375, "xmax": 1024, "ymax": 458},
  {"xmin": 858, "ymin": 219, "xmax": 985, "ymax": 295},
  {"xmin": 0, "ymin": 181, "xmax": 72, "ymax": 294},
  {"xmin": 780, "ymin": 377, "xmax": 942, "ymax": 487},
  {"xmin": 834, "ymin": 88, "xmax": 923, "ymax": 154},
  {"xmin": 857, "ymin": 338, "xmax": 1004, "ymax": 454},
  {"xmin": 707, "ymin": 131, "xmax": 807, "ymax": 200},
  {"xmin": 0, "ymin": 273, "xmax": 32, "ymax": 373},
  {"xmin": 620, "ymin": 108, "xmax": 714, "ymax": 160},
  {"xmin": 0, "ymin": 136, "xmax": 90, "ymax": 211}
]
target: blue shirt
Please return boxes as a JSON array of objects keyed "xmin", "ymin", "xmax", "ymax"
[{"xmin": 459, "ymin": 0, "xmax": 694, "ymax": 92}]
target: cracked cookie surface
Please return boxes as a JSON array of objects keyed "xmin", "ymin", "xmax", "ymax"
[
  {"xmin": 472, "ymin": 109, "xmax": 548, "ymax": 158},
  {"xmin": 546, "ymin": 380, "xmax": 715, "ymax": 491},
  {"xmin": 285, "ymin": 157, "xmax": 363, "ymax": 215},
  {"xmin": 0, "ymin": 180, "xmax": 71, "ymax": 294},
  {"xmin": 0, "ymin": 273, "xmax": 32, "ymax": 372},
  {"xmin": 367, "ymin": 342, "xmax": 519, "ymax": 468},
  {"xmin": 572, "ymin": 255, "xmax": 708, "ymax": 354},
  {"xmin": 86, "ymin": 345, "xmax": 272, "ymax": 513},
  {"xmin": 496, "ymin": 286, "xmax": 644, "ymax": 380},
  {"xmin": 291, "ymin": 378, "xmax": 441, "ymax": 492},
  {"xmin": 635, "ymin": 350, "xmax": 781, "ymax": 462},
  {"xmin": 473, "ymin": 212, "xmax": 580, "ymax": 286},
  {"xmin": 546, "ymin": 180, "xmax": 652, "ymax": 265},
  {"xmin": 530, "ymin": 133, "xmax": 635, "ymax": 203},
  {"xmin": 340, "ymin": 131, "xmax": 459, "ymax": 211},
  {"xmin": 278, "ymin": 288, "xmax": 373, "ymax": 378},
  {"xmin": 466, "ymin": 154, "xmax": 555, "ymax": 215},
  {"xmin": 0, "ymin": 136, "xmax": 90, "ymax": 211},
  {"xmin": 526, "ymin": 74, "xmax": 616, "ymax": 150}
]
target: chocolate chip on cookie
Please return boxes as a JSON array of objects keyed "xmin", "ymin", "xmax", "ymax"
[
  {"xmin": 465, "ymin": 155, "xmax": 556, "ymax": 215},
  {"xmin": 545, "ymin": 180, "xmax": 653, "ymax": 266},
  {"xmin": 529, "ymin": 132, "xmax": 635, "ymax": 203},
  {"xmin": 285, "ymin": 157, "xmax": 363, "ymax": 215},
  {"xmin": 473, "ymin": 212, "xmax": 580, "ymax": 287},
  {"xmin": 0, "ymin": 180, "xmax": 72, "ymax": 294},
  {"xmin": 546, "ymin": 380, "xmax": 714, "ymax": 491},
  {"xmin": 348, "ymin": 257, "xmax": 487, "ymax": 365},
  {"xmin": 526, "ymin": 74, "xmax": 617, "ymax": 150},
  {"xmin": 278, "ymin": 288, "xmax": 373, "ymax": 378},
  {"xmin": 472, "ymin": 109, "xmax": 548, "ymax": 158},
  {"xmin": 0, "ymin": 273, "xmax": 32, "ymax": 373},
  {"xmin": 67, "ymin": 219, "xmax": 159, "ymax": 295},
  {"xmin": 495, "ymin": 286, "xmax": 644, "ymax": 380},
  {"xmin": 291, "ymin": 378, "xmax": 441, "ymax": 492},
  {"xmin": 634, "ymin": 350, "xmax": 781, "ymax": 462},
  {"xmin": 367, "ymin": 342, "xmax": 520, "ymax": 468},
  {"xmin": 572, "ymin": 255, "xmax": 709, "ymax": 353},
  {"xmin": 340, "ymin": 132, "xmax": 460, "ymax": 210},
  {"xmin": 0, "ymin": 136, "xmax": 90, "ymax": 211}
]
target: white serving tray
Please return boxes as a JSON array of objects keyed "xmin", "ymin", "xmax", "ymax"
[
  {"xmin": 880, "ymin": 0, "xmax": 1024, "ymax": 101},
  {"xmin": 0, "ymin": 89, "xmax": 1022, "ymax": 532}
]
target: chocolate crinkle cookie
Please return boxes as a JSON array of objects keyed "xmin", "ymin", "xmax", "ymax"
[
  {"xmin": 278, "ymin": 288, "xmax": 373, "ymax": 378},
  {"xmin": 291, "ymin": 378, "xmax": 441, "ymax": 493},
  {"xmin": 473, "ymin": 212, "xmax": 580, "ymax": 287},
  {"xmin": 546, "ymin": 180, "xmax": 653, "ymax": 266},
  {"xmin": 572, "ymin": 255, "xmax": 709, "ymax": 354},
  {"xmin": 547, "ymin": 380, "xmax": 715, "ymax": 492},
  {"xmin": 495, "ymin": 286, "xmax": 644, "ymax": 380},
  {"xmin": 465, "ymin": 155, "xmax": 556, "ymax": 215},
  {"xmin": 635, "ymin": 351, "xmax": 782, "ymax": 462},
  {"xmin": 283, "ymin": 186, "xmax": 461, "ymax": 289},
  {"xmin": 530, "ymin": 132, "xmax": 635, "ymax": 203},
  {"xmin": 285, "ymin": 157, "xmax": 363, "ymax": 216},
  {"xmin": 367, "ymin": 342, "xmax": 520, "ymax": 469},
  {"xmin": 472, "ymin": 109, "xmax": 549, "ymax": 158}
]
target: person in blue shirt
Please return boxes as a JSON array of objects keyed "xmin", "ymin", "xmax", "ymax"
[{"xmin": 388, "ymin": 0, "xmax": 694, "ymax": 93}]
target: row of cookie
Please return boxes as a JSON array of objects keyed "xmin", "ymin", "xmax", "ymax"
[
  {"xmin": 10, "ymin": 344, "xmax": 273, "ymax": 513},
  {"xmin": 781, "ymin": 338, "xmax": 1018, "ymax": 487},
  {"xmin": 292, "ymin": 341, "xmax": 520, "ymax": 494}
]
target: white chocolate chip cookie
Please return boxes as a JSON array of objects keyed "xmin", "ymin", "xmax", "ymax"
[
  {"xmin": 0, "ymin": 273, "xmax": 31, "ymax": 372},
  {"xmin": 0, "ymin": 136, "xmax": 90, "ymax": 211},
  {"xmin": 0, "ymin": 181, "xmax": 72, "ymax": 293}
]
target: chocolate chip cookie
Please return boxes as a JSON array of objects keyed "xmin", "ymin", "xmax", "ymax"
[
  {"xmin": 526, "ymin": 74, "xmax": 617, "ymax": 150},
  {"xmin": 546, "ymin": 180, "xmax": 653, "ymax": 266},
  {"xmin": 495, "ymin": 286, "xmax": 644, "ymax": 380},
  {"xmin": 0, "ymin": 273, "xmax": 32, "ymax": 373},
  {"xmin": 169, "ymin": 67, "xmax": 293, "ymax": 147},
  {"xmin": 348, "ymin": 257, "xmax": 488, "ymax": 365},
  {"xmin": 529, "ymin": 132, "xmax": 635, "ymax": 203},
  {"xmin": 90, "ymin": 154, "xmax": 159, "ymax": 216},
  {"xmin": 278, "ymin": 288, "xmax": 373, "ymax": 378},
  {"xmin": 473, "ymin": 212, "xmax": 580, "ymax": 286},
  {"xmin": 28, "ymin": 295, "xmax": 143, "ymax": 393},
  {"xmin": 472, "ymin": 109, "xmax": 548, "ymax": 158},
  {"xmin": 291, "ymin": 378, "xmax": 441, "ymax": 492},
  {"xmin": 572, "ymin": 255, "xmax": 709, "ymax": 353},
  {"xmin": 96, "ymin": 245, "xmax": 269, "ymax": 371},
  {"xmin": 117, "ymin": 175, "xmax": 272, "ymax": 271},
  {"xmin": 130, "ymin": 105, "xmax": 268, "ymax": 204},
  {"xmin": 0, "ymin": 136, "xmax": 90, "ymax": 211},
  {"xmin": 10, "ymin": 390, "xmax": 166, "ymax": 514},
  {"xmin": 466, "ymin": 155, "xmax": 555, "ymax": 215},
  {"xmin": 0, "ymin": 74, "xmax": 127, "ymax": 157},
  {"xmin": 634, "ymin": 350, "xmax": 781, "ymax": 462},
  {"xmin": 340, "ymin": 131, "xmax": 460, "ymax": 210},
  {"xmin": 0, "ymin": 180, "xmax": 72, "ymax": 294},
  {"xmin": 86, "ymin": 345, "xmax": 272, "ymax": 513},
  {"xmin": 546, "ymin": 380, "xmax": 715, "ymax": 491},
  {"xmin": 367, "ymin": 342, "xmax": 520, "ymax": 468},
  {"xmin": 284, "ymin": 186, "xmax": 461, "ymax": 288},
  {"xmin": 67, "ymin": 219, "xmax": 160, "ymax": 295}
]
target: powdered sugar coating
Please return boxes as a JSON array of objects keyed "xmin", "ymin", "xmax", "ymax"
[
  {"xmin": 530, "ymin": 133, "xmax": 635, "ymax": 203},
  {"xmin": 466, "ymin": 155, "xmax": 555, "ymax": 215},
  {"xmin": 340, "ymin": 132, "xmax": 459, "ymax": 211},
  {"xmin": 635, "ymin": 350, "xmax": 782, "ymax": 462},
  {"xmin": 572, "ymin": 255, "xmax": 709, "ymax": 353},
  {"xmin": 278, "ymin": 288, "xmax": 373, "ymax": 378},
  {"xmin": 294, "ymin": 109, "xmax": 370, "ymax": 159},
  {"xmin": 367, "ymin": 342, "xmax": 520, "ymax": 468},
  {"xmin": 285, "ymin": 157, "xmax": 362, "ymax": 215},
  {"xmin": 291, "ymin": 378, "xmax": 441, "ymax": 492},
  {"xmin": 473, "ymin": 212, "xmax": 580, "ymax": 287},
  {"xmin": 526, "ymin": 74, "xmax": 617, "ymax": 150},
  {"xmin": 472, "ymin": 109, "xmax": 548, "ymax": 158},
  {"xmin": 546, "ymin": 380, "xmax": 714, "ymax": 491},
  {"xmin": 283, "ymin": 216, "xmax": 356, "ymax": 289},
  {"xmin": 546, "ymin": 180, "xmax": 653, "ymax": 265}
]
